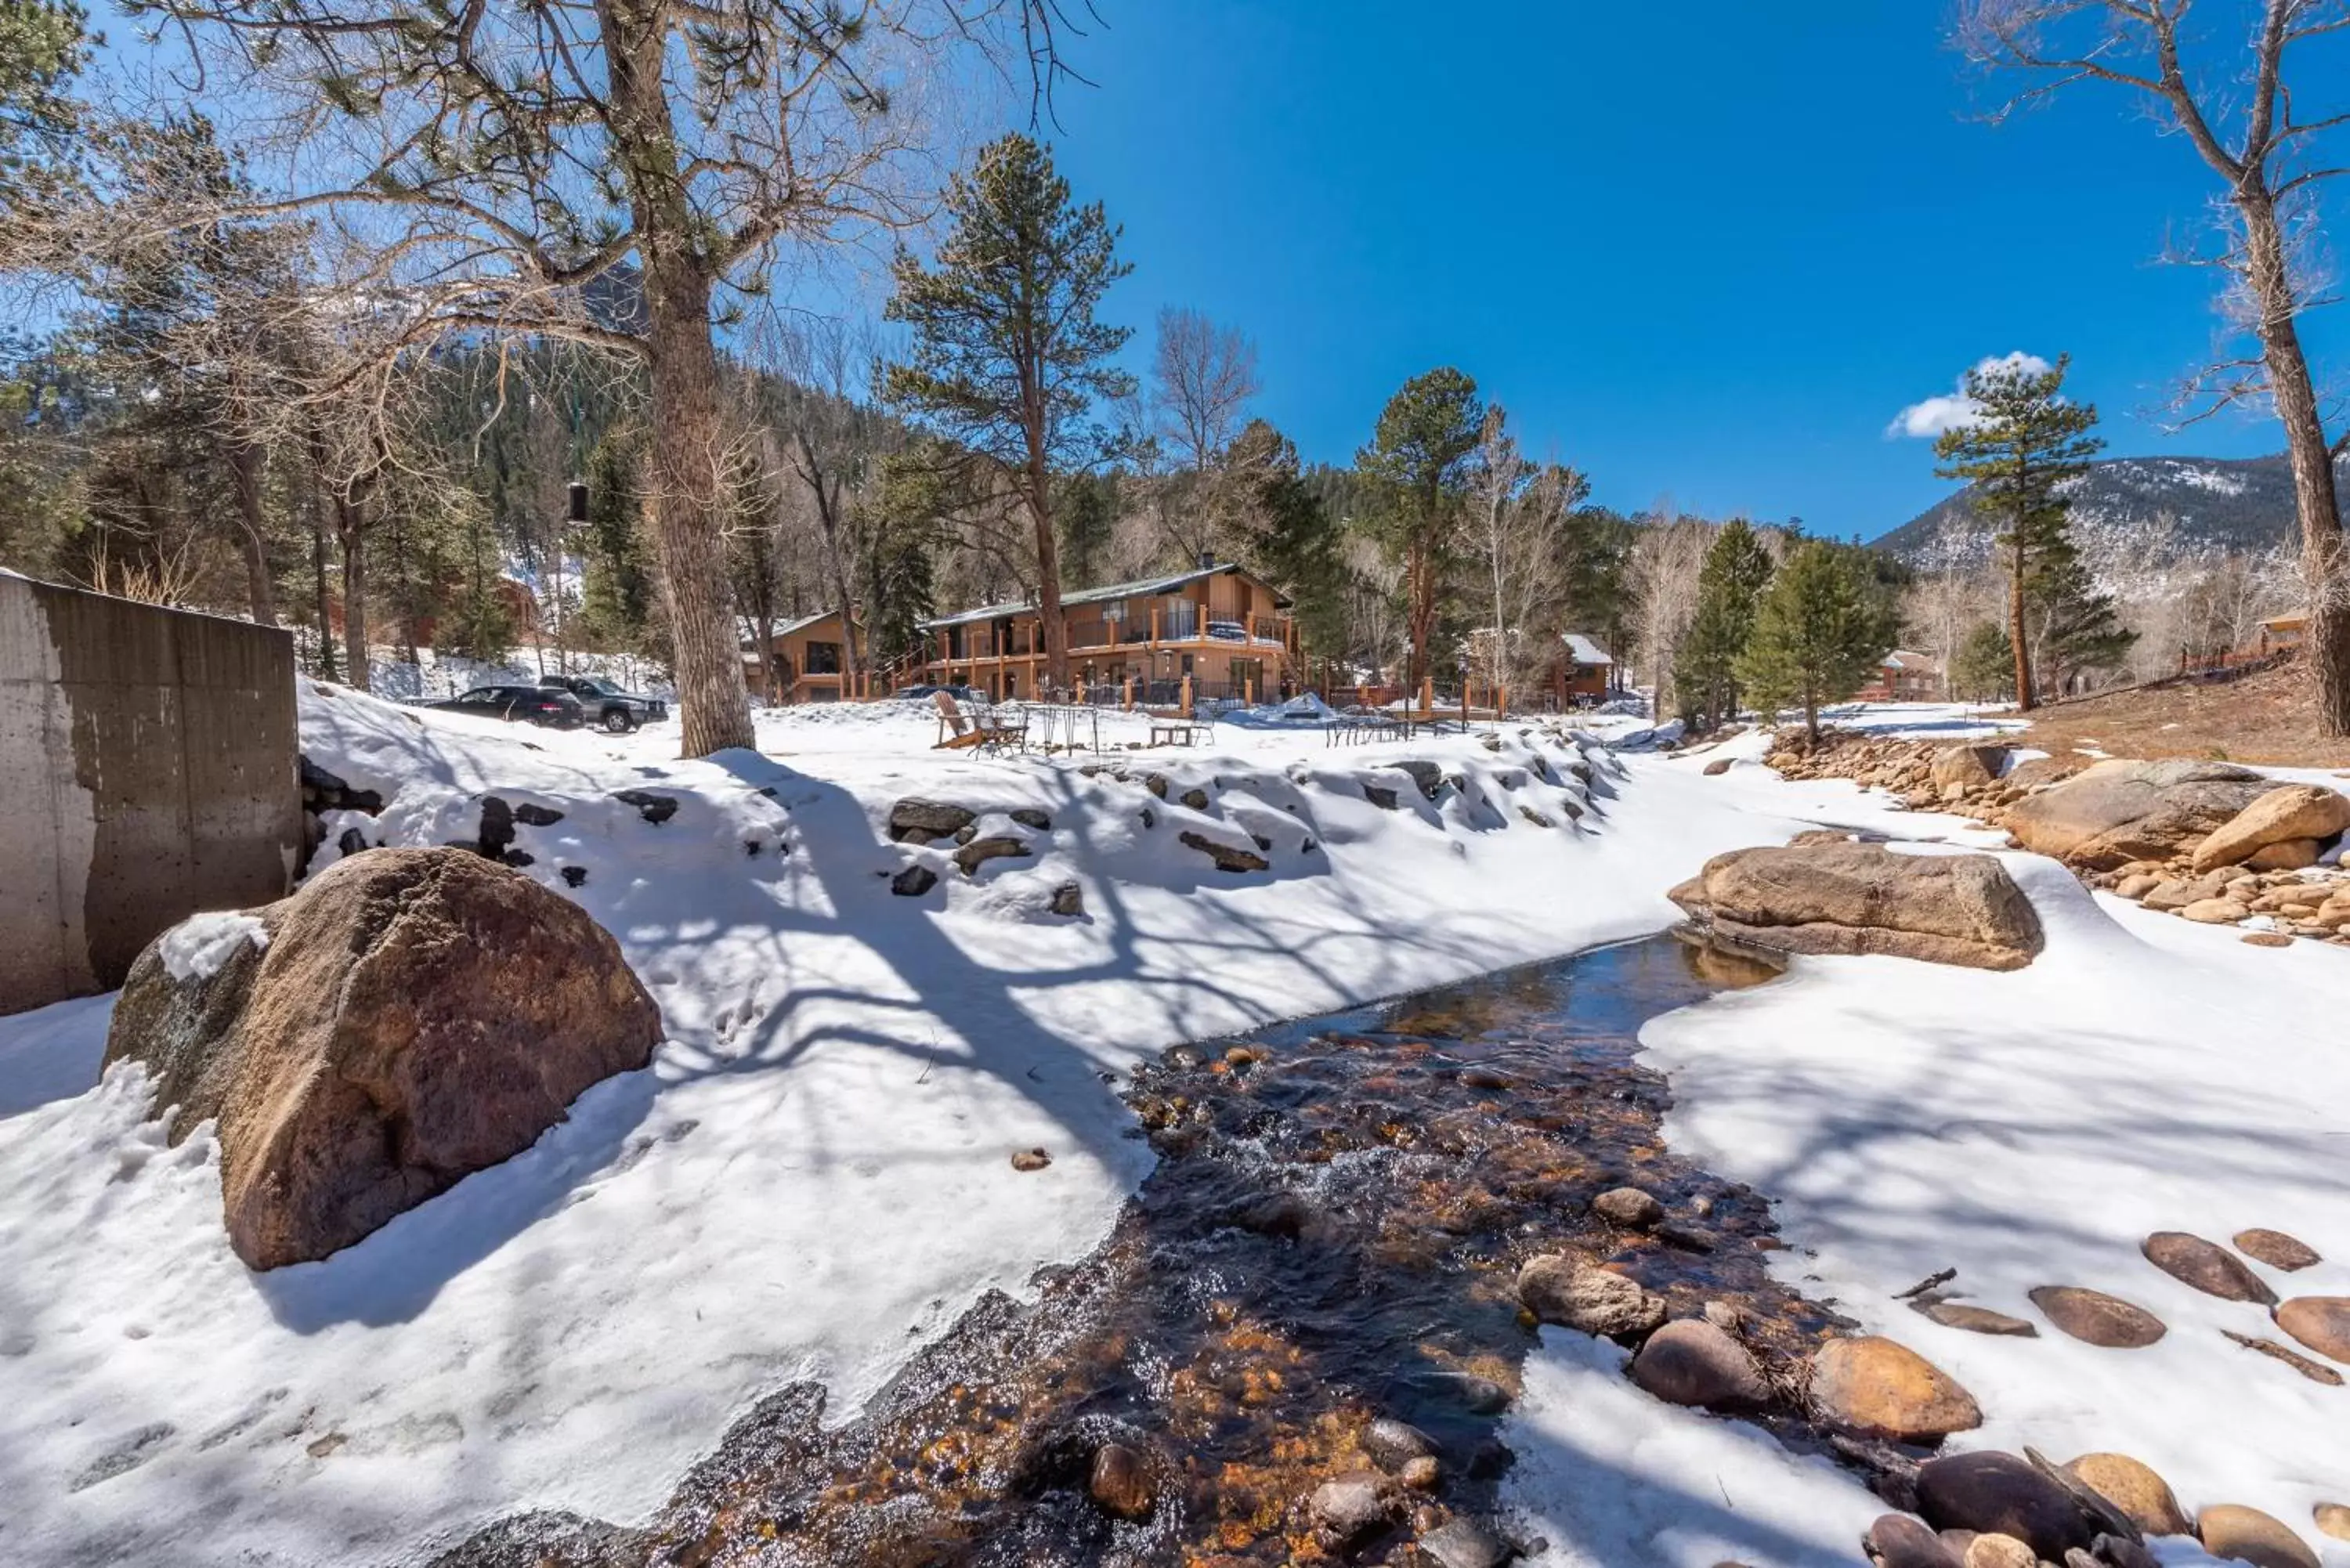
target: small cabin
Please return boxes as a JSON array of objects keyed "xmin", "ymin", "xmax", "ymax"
[
  {"xmin": 1550, "ymin": 633, "xmax": 1615, "ymax": 706},
  {"xmin": 1854, "ymin": 649, "xmax": 1941, "ymax": 703},
  {"xmin": 2258, "ymin": 613, "xmax": 2308, "ymax": 655},
  {"xmin": 742, "ymin": 609, "xmax": 867, "ymax": 703}
]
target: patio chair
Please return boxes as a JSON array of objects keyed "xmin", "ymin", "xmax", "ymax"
[
  {"xmin": 976, "ymin": 701, "xmax": 1029, "ymax": 757},
  {"xmin": 932, "ymin": 691, "xmax": 987, "ymax": 750}
]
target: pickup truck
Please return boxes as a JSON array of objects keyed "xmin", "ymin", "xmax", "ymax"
[{"xmin": 537, "ymin": 674, "xmax": 670, "ymax": 733}]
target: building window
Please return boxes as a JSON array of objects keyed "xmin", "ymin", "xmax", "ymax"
[{"xmin": 806, "ymin": 640, "xmax": 842, "ymax": 674}]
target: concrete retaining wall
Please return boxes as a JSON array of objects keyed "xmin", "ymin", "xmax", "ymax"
[{"xmin": 2, "ymin": 576, "xmax": 301, "ymax": 1015}]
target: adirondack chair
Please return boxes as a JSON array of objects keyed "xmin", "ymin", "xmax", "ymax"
[
  {"xmin": 932, "ymin": 691, "xmax": 985, "ymax": 750},
  {"xmin": 931, "ymin": 692, "xmax": 1029, "ymax": 754}
]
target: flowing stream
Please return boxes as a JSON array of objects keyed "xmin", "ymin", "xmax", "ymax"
[{"xmin": 442, "ymin": 932, "xmax": 1849, "ymax": 1568}]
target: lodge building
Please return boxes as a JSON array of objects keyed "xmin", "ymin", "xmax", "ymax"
[{"xmin": 914, "ymin": 559, "xmax": 1300, "ymax": 704}]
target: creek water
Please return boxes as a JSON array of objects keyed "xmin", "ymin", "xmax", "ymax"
[{"xmin": 443, "ymin": 932, "xmax": 1845, "ymax": 1568}]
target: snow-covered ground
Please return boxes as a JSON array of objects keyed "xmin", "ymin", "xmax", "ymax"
[
  {"xmin": 0, "ymin": 688, "xmax": 1761, "ymax": 1566},
  {"xmin": 1504, "ymin": 725, "xmax": 2350, "ymax": 1568},
  {"xmin": 2, "ymin": 695, "xmax": 2344, "ymax": 1566}
]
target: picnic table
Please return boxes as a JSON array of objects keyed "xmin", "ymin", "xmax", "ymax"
[
  {"xmin": 1149, "ymin": 720, "xmax": 1205, "ymax": 748},
  {"xmin": 1322, "ymin": 710, "xmax": 1411, "ymax": 746}
]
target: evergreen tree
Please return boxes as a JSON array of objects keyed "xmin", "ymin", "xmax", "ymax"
[
  {"xmin": 0, "ymin": 0, "xmax": 87, "ymax": 220},
  {"xmin": 1358, "ymin": 367, "xmax": 1482, "ymax": 691},
  {"xmin": 859, "ymin": 445, "xmax": 952, "ymax": 672},
  {"xmin": 1950, "ymin": 620, "xmax": 2016, "ymax": 703},
  {"xmin": 1559, "ymin": 504, "xmax": 1636, "ymax": 674},
  {"xmin": 1055, "ymin": 468, "xmax": 1116, "ymax": 587},
  {"xmin": 1672, "ymin": 519, "xmax": 1775, "ymax": 731},
  {"xmin": 1220, "ymin": 420, "xmax": 1346, "ymax": 670},
  {"xmin": 1932, "ymin": 354, "xmax": 2104, "ymax": 710},
  {"xmin": 884, "ymin": 133, "xmax": 1135, "ymax": 692},
  {"xmin": 1736, "ymin": 540, "xmax": 1898, "ymax": 739},
  {"xmin": 2026, "ymin": 532, "xmax": 2136, "ymax": 697},
  {"xmin": 574, "ymin": 433, "xmax": 655, "ymax": 654},
  {"xmin": 437, "ymin": 503, "xmax": 518, "ymax": 662}
]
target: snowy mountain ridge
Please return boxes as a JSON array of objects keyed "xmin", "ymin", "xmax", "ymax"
[{"xmin": 1874, "ymin": 451, "xmax": 2350, "ymax": 562}]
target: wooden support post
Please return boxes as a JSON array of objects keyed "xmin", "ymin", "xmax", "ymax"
[
  {"xmin": 1419, "ymin": 674, "xmax": 1434, "ymax": 714},
  {"xmin": 1180, "ymin": 674, "xmax": 1192, "ymax": 715},
  {"xmin": 1121, "ymin": 677, "xmax": 1133, "ymax": 711}
]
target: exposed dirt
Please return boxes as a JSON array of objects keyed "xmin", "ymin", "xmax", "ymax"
[{"xmin": 2019, "ymin": 660, "xmax": 2350, "ymax": 769}]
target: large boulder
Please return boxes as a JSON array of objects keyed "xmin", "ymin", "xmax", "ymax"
[
  {"xmin": 1932, "ymin": 743, "xmax": 2009, "ymax": 790},
  {"xmin": 2004, "ymin": 759, "xmax": 2271, "ymax": 870},
  {"xmin": 105, "ymin": 847, "xmax": 663, "ymax": 1270},
  {"xmin": 1669, "ymin": 840, "xmax": 2044, "ymax": 971},
  {"xmin": 2190, "ymin": 785, "xmax": 2350, "ymax": 871}
]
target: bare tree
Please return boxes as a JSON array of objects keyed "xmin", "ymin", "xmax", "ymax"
[
  {"xmin": 1956, "ymin": 0, "xmax": 2350, "ymax": 730},
  {"xmin": 118, "ymin": 0, "xmax": 1085, "ymax": 755},
  {"xmin": 1152, "ymin": 306, "xmax": 1260, "ymax": 472},
  {"xmin": 1627, "ymin": 508, "xmax": 1714, "ymax": 721},
  {"xmin": 1458, "ymin": 405, "xmax": 1590, "ymax": 703},
  {"xmin": 760, "ymin": 317, "xmax": 884, "ymax": 692}
]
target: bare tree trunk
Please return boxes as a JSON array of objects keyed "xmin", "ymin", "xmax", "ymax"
[
  {"xmin": 2009, "ymin": 526, "xmax": 2035, "ymax": 711},
  {"xmin": 798, "ymin": 435, "xmax": 866, "ymax": 692},
  {"xmin": 1406, "ymin": 534, "xmax": 1434, "ymax": 693},
  {"xmin": 2240, "ymin": 191, "xmax": 2350, "ymax": 731},
  {"xmin": 227, "ymin": 442, "xmax": 278, "ymax": 628},
  {"xmin": 309, "ymin": 482, "xmax": 338, "ymax": 679},
  {"xmin": 336, "ymin": 487, "xmax": 369, "ymax": 692},
  {"xmin": 1025, "ymin": 432, "xmax": 1068, "ymax": 693},
  {"xmin": 607, "ymin": 0, "xmax": 754, "ymax": 757}
]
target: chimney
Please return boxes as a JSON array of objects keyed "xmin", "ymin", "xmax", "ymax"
[{"xmin": 1197, "ymin": 550, "xmax": 1214, "ymax": 570}]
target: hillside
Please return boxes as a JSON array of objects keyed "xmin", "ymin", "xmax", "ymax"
[
  {"xmin": 1873, "ymin": 451, "xmax": 2350, "ymax": 559},
  {"xmin": 2019, "ymin": 656, "xmax": 2350, "ymax": 768}
]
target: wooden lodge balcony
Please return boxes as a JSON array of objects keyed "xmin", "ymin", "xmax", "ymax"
[{"xmin": 935, "ymin": 606, "xmax": 1294, "ymax": 665}]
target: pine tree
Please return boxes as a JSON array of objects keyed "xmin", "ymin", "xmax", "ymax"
[
  {"xmin": 574, "ymin": 433, "xmax": 655, "ymax": 655},
  {"xmin": 2026, "ymin": 535, "xmax": 2135, "ymax": 697},
  {"xmin": 884, "ymin": 133, "xmax": 1135, "ymax": 693},
  {"xmin": 0, "ymin": 0, "xmax": 87, "ymax": 222},
  {"xmin": 1736, "ymin": 540, "xmax": 1898, "ymax": 739},
  {"xmin": 1219, "ymin": 420, "xmax": 1345, "ymax": 670},
  {"xmin": 1672, "ymin": 519, "xmax": 1775, "ymax": 731},
  {"xmin": 1358, "ymin": 367, "xmax": 1483, "ymax": 692},
  {"xmin": 438, "ymin": 502, "xmax": 518, "ymax": 662},
  {"xmin": 859, "ymin": 445, "xmax": 952, "ymax": 672},
  {"xmin": 1055, "ymin": 469, "xmax": 1116, "ymax": 588},
  {"xmin": 1932, "ymin": 354, "xmax": 2104, "ymax": 710},
  {"xmin": 1950, "ymin": 620, "xmax": 2015, "ymax": 703}
]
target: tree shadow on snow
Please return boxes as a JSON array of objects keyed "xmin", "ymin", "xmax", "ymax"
[{"xmin": 250, "ymin": 746, "xmax": 1517, "ymax": 1331}]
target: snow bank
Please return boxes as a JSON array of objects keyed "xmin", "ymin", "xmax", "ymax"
[
  {"xmin": 0, "ymin": 681, "xmax": 1762, "ymax": 1568},
  {"xmin": 1633, "ymin": 770, "xmax": 2350, "ymax": 1540},
  {"xmin": 1502, "ymin": 1331, "xmax": 1882, "ymax": 1566}
]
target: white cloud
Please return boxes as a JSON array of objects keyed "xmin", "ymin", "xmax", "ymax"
[{"xmin": 1887, "ymin": 352, "xmax": 2053, "ymax": 439}]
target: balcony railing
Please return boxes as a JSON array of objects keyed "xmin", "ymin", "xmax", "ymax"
[{"xmin": 939, "ymin": 602, "xmax": 1293, "ymax": 660}]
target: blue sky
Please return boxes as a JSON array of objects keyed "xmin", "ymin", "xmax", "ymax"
[{"xmin": 1035, "ymin": 1, "xmax": 2345, "ymax": 540}]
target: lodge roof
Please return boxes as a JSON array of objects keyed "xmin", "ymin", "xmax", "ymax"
[
  {"xmin": 1560, "ymin": 633, "xmax": 1613, "ymax": 666},
  {"xmin": 919, "ymin": 561, "xmax": 1291, "ymax": 631}
]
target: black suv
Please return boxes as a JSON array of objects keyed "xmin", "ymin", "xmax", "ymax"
[
  {"xmin": 431, "ymin": 685, "xmax": 584, "ymax": 728},
  {"xmin": 538, "ymin": 674, "xmax": 670, "ymax": 733}
]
